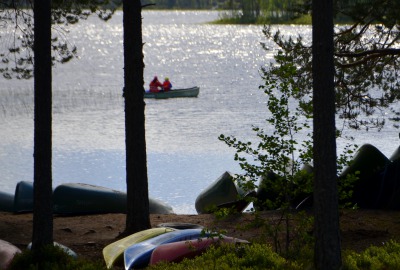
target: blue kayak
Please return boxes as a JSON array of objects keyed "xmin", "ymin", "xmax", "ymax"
[{"xmin": 124, "ymin": 229, "xmax": 207, "ymax": 270}]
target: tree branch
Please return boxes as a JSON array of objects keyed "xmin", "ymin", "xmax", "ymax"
[
  {"xmin": 141, "ymin": 3, "xmax": 155, "ymax": 8},
  {"xmin": 336, "ymin": 48, "xmax": 400, "ymax": 58}
]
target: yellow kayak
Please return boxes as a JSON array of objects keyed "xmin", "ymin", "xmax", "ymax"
[{"xmin": 103, "ymin": 227, "xmax": 175, "ymax": 269}]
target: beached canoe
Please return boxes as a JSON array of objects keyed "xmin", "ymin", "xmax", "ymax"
[
  {"xmin": 0, "ymin": 239, "xmax": 21, "ymax": 269},
  {"xmin": 12, "ymin": 181, "xmax": 174, "ymax": 215},
  {"xmin": 149, "ymin": 236, "xmax": 250, "ymax": 265},
  {"xmin": 53, "ymin": 183, "xmax": 126, "ymax": 214},
  {"xmin": 195, "ymin": 171, "xmax": 252, "ymax": 214},
  {"xmin": 339, "ymin": 144, "xmax": 390, "ymax": 209},
  {"xmin": 124, "ymin": 229, "xmax": 207, "ymax": 270},
  {"xmin": 53, "ymin": 183, "xmax": 174, "ymax": 215},
  {"xmin": 144, "ymin": 87, "xmax": 199, "ymax": 99},
  {"xmin": 0, "ymin": 191, "xmax": 14, "ymax": 212},
  {"xmin": 156, "ymin": 222, "xmax": 204, "ymax": 230},
  {"xmin": 13, "ymin": 181, "xmax": 55, "ymax": 213},
  {"xmin": 103, "ymin": 227, "xmax": 175, "ymax": 269}
]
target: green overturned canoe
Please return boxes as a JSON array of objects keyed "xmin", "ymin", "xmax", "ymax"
[
  {"xmin": 53, "ymin": 183, "xmax": 174, "ymax": 215},
  {"xmin": 195, "ymin": 171, "xmax": 249, "ymax": 214},
  {"xmin": 144, "ymin": 87, "xmax": 199, "ymax": 99},
  {"xmin": 339, "ymin": 143, "xmax": 390, "ymax": 209},
  {"xmin": 12, "ymin": 181, "xmax": 174, "ymax": 215},
  {"xmin": 14, "ymin": 181, "xmax": 55, "ymax": 213},
  {"xmin": 0, "ymin": 191, "xmax": 14, "ymax": 212}
]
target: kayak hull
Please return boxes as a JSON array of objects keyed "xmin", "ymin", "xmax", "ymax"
[
  {"xmin": 150, "ymin": 236, "xmax": 250, "ymax": 265},
  {"xmin": 103, "ymin": 228, "xmax": 175, "ymax": 269},
  {"xmin": 124, "ymin": 229, "xmax": 207, "ymax": 269}
]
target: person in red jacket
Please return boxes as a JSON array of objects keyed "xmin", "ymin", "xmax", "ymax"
[
  {"xmin": 149, "ymin": 76, "xmax": 162, "ymax": 92},
  {"xmin": 162, "ymin": 77, "xmax": 172, "ymax": 91}
]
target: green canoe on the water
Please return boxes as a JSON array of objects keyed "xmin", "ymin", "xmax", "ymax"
[
  {"xmin": 144, "ymin": 87, "xmax": 199, "ymax": 99},
  {"xmin": 103, "ymin": 227, "xmax": 175, "ymax": 269}
]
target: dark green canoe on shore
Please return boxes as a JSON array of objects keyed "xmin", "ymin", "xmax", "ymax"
[
  {"xmin": 195, "ymin": 171, "xmax": 254, "ymax": 214},
  {"xmin": 53, "ymin": 183, "xmax": 174, "ymax": 215},
  {"xmin": 10, "ymin": 181, "xmax": 174, "ymax": 215}
]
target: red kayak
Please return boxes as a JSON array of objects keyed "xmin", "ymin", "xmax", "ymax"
[
  {"xmin": 149, "ymin": 236, "xmax": 249, "ymax": 265},
  {"xmin": 0, "ymin": 239, "xmax": 21, "ymax": 269}
]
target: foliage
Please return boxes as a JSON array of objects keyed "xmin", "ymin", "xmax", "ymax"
[
  {"xmin": 8, "ymin": 245, "xmax": 107, "ymax": 270},
  {"xmin": 264, "ymin": 1, "xmax": 400, "ymax": 131},
  {"xmin": 219, "ymin": 54, "xmax": 314, "ymax": 210},
  {"xmin": 343, "ymin": 240, "xmax": 400, "ymax": 270},
  {"xmin": 148, "ymin": 243, "xmax": 307, "ymax": 270},
  {"xmin": 218, "ymin": 16, "xmax": 359, "ymax": 255},
  {"xmin": 236, "ymin": 210, "xmax": 314, "ymax": 257},
  {"xmin": 0, "ymin": 0, "xmax": 118, "ymax": 79},
  {"xmin": 217, "ymin": 0, "xmax": 400, "ymax": 130},
  {"xmin": 148, "ymin": 240, "xmax": 400, "ymax": 270}
]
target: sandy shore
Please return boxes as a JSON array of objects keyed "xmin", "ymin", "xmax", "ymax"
[{"xmin": 0, "ymin": 210, "xmax": 399, "ymax": 267}]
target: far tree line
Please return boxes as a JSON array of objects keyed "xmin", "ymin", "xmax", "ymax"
[{"xmin": 144, "ymin": 0, "xmax": 376, "ymax": 24}]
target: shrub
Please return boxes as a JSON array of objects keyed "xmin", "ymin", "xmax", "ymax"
[
  {"xmin": 343, "ymin": 240, "xmax": 400, "ymax": 270},
  {"xmin": 148, "ymin": 243, "xmax": 308, "ymax": 270},
  {"xmin": 8, "ymin": 244, "xmax": 107, "ymax": 270}
]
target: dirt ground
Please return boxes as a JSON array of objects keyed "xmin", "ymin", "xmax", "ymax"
[{"xmin": 1, "ymin": 210, "xmax": 400, "ymax": 267}]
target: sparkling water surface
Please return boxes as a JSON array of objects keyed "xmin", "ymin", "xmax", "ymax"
[{"xmin": 0, "ymin": 11, "xmax": 398, "ymax": 213}]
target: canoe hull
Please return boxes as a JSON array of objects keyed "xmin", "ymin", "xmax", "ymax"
[
  {"xmin": 11, "ymin": 182, "xmax": 174, "ymax": 215},
  {"xmin": 150, "ymin": 236, "xmax": 250, "ymax": 265},
  {"xmin": 0, "ymin": 191, "xmax": 14, "ymax": 212},
  {"xmin": 53, "ymin": 183, "xmax": 126, "ymax": 214},
  {"xmin": 54, "ymin": 183, "xmax": 174, "ymax": 215},
  {"xmin": 0, "ymin": 239, "xmax": 21, "ymax": 270},
  {"xmin": 124, "ymin": 229, "xmax": 206, "ymax": 269},
  {"xmin": 195, "ymin": 171, "xmax": 246, "ymax": 214},
  {"xmin": 103, "ymin": 228, "xmax": 175, "ymax": 269},
  {"xmin": 144, "ymin": 87, "xmax": 199, "ymax": 99}
]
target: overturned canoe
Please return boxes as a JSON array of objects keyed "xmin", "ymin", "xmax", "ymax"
[
  {"xmin": 53, "ymin": 183, "xmax": 174, "ymax": 215},
  {"xmin": 149, "ymin": 236, "xmax": 250, "ymax": 265},
  {"xmin": 195, "ymin": 171, "xmax": 250, "ymax": 214},
  {"xmin": 0, "ymin": 191, "xmax": 14, "ymax": 212},
  {"xmin": 13, "ymin": 181, "xmax": 49, "ymax": 213},
  {"xmin": 103, "ymin": 227, "xmax": 175, "ymax": 269},
  {"xmin": 339, "ymin": 144, "xmax": 390, "ymax": 209},
  {"xmin": 53, "ymin": 183, "xmax": 126, "ymax": 214},
  {"xmin": 144, "ymin": 87, "xmax": 199, "ymax": 99},
  {"xmin": 0, "ymin": 239, "xmax": 21, "ymax": 269},
  {"xmin": 124, "ymin": 229, "xmax": 207, "ymax": 270},
  {"xmin": 12, "ymin": 181, "xmax": 174, "ymax": 215}
]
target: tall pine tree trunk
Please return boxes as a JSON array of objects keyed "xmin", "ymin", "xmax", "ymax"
[
  {"xmin": 32, "ymin": 0, "xmax": 54, "ymax": 250},
  {"xmin": 312, "ymin": 0, "xmax": 342, "ymax": 268},
  {"xmin": 123, "ymin": 0, "xmax": 151, "ymax": 234}
]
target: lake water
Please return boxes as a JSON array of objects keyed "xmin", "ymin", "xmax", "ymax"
[{"xmin": 0, "ymin": 11, "xmax": 399, "ymax": 214}]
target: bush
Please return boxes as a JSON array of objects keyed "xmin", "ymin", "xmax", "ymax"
[
  {"xmin": 8, "ymin": 244, "xmax": 107, "ymax": 270},
  {"xmin": 343, "ymin": 240, "xmax": 400, "ymax": 270},
  {"xmin": 148, "ymin": 243, "xmax": 307, "ymax": 270}
]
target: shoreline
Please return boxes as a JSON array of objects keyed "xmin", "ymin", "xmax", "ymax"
[{"xmin": 0, "ymin": 210, "xmax": 400, "ymax": 265}]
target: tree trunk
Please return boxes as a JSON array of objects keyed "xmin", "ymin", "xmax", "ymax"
[
  {"xmin": 312, "ymin": 0, "xmax": 342, "ymax": 269},
  {"xmin": 123, "ymin": 0, "xmax": 151, "ymax": 234},
  {"xmin": 32, "ymin": 0, "xmax": 54, "ymax": 250}
]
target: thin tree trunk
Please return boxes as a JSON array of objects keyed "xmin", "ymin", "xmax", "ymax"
[
  {"xmin": 312, "ymin": 0, "xmax": 342, "ymax": 268},
  {"xmin": 32, "ymin": 0, "xmax": 54, "ymax": 250},
  {"xmin": 123, "ymin": 0, "xmax": 151, "ymax": 234}
]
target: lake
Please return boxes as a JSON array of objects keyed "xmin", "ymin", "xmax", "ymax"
[{"xmin": 0, "ymin": 11, "xmax": 398, "ymax": 214}]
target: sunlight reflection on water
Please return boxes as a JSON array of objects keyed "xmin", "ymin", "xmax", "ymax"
[{"xmin": 0, "ymin": 11, "xmax": 398, "ymax": 214}]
